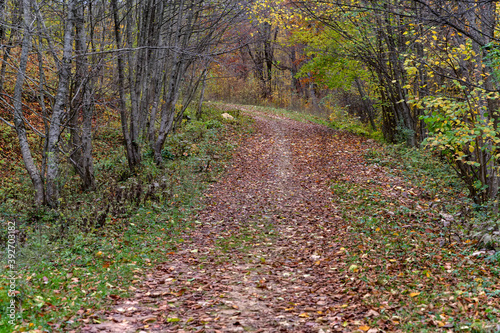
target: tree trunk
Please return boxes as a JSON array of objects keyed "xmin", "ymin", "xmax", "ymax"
[
  {"xmin": 196, "ymin": 70, "xmax": 208, "ymax": 120},
  {"xmin": 125, "ymin": 0, "xmax": 142, "ymax": 167},
  {"xmin": 111, "ymin": 0, "xmax": 141, "ymax": 171},
  {"xmin": 45, "ymin": 0, "xmax": 75, "ymax": 207},
  {"xmin": 153, "ymin": 0, "xmax": 185, "ymax": 164},
  {"xmin": 13, "ymin": 0, "xmax": 44, "ymax": 205},
  {"xmin": 70, "ymin": 2, "xmax": 95, "ymax": 191},
  {"xmin": 383, "ymin": 3, "xmax": 415, "ymax": 146},
  {"xmin": 354, "ymin": 77, "xmax": 377, "ymax": 131}
]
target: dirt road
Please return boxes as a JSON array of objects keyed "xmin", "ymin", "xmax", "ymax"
[{"xmin": 83, "ymin": 107, "xmax": 379, "ymax": 332}]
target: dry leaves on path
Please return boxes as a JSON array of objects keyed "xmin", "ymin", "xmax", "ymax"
[{"xmin": 81, "ymin": 106, "xmax": 500, "ymax": 333}]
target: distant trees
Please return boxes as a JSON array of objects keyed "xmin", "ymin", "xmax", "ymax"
[
  {"xmin": 290, "ymin": 0, "xmax": 419, "ymax": 145},
  {"xmin": 207, "ymin": 3, "xmax": 318, "ymax": 110},
  {"xmin": 208, "ymin": 0, "xmax": 499, "ymax": 204},
  {"xmin": 246, "ymin": 21, "xmax": 279, "ymax": 99}
]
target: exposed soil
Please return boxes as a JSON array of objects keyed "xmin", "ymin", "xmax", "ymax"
[{"xmin": 81, "ymin": 107, "xmax": 388, "ymax": 332}]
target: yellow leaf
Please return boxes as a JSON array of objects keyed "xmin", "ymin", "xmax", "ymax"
[
  {"xmin": 167, "ymin": 317, "xmax": 180, "ymax": 322},
  {"xmin": 299, "ymin": 313, "xmax": 309, "ymax": 318},
  {"xmin": 469, "ymin": 146, "xmax": 475, "ymax": 153},
  {"xmin": 359, "ymin": 325, "xmax": 371, "ymax": 331},
  {"xmin": 409, "ymin": 292, "xmax": 421, "ymax": 297}
]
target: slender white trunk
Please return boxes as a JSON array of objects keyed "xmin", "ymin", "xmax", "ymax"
[{"xmin": 13, "ymin": 0, "xmax": 44, "ymax": 205}]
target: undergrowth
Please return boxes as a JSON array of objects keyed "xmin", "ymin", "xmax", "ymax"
[
  {"xmin": 367, "ymin": 144, "xmax": 500, "ymax": 250},
  {"xmin": 331, "ymin": 143, "xmax": 500, "ymax": 331},
  {"xmin": 328, "ymin": 105, "xmax": 384, "ymax": 141},
  {"xmin": 0, "ymin": 104, "xmax": 253, "ymax": 333}
]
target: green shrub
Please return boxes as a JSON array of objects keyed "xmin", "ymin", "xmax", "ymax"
[{"xmin": 329, "ymin": 105, "xmax": 383, "ymax": 141}]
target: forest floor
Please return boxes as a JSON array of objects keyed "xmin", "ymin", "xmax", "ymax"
[{"xmin": 81, "ymin": 105, "xmax": 500, "ymax": 333}]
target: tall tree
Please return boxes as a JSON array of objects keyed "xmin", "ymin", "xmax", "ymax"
[
  {"xmin": 69, "ymin": 1, "xmax": 96, "ymax": 191},
  {"xmin": 44, "ymin": 0, "xmax": 76, "ymax": 206},
  {"xmin": 12, "ymin": 0, "xmax": 44, "ymax": 205}
]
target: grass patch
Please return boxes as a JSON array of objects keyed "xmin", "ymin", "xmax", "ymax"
[
  {"xmin": 368, "ymin": 144, "xmax": 500, "ymax": 249},
  {"xmin": 215, "ymin": 101, "xmax": 384, "ymax": 141},
  {"xmin": 328, "ymin": 105, "xmax": 383, "ymax": 141}
]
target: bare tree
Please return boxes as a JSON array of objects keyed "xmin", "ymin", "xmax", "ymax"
[
  {"xmin": 11, "ymin": 0, "xmax": 44, "ymax": 205},
  {"xmin": 3, "ymin": 0, "xmax": 247, "ymax": 205},
  {"xmin": 44, "ymin": 0, "xmax": 76, "ymax": 206}
]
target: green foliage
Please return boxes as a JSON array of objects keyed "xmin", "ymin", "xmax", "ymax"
[
  {"xmin": 366, "ymin": 144, "xmax": 466, "ymax": 203},
  {"xmin": 368, "ymin": 143, "xmax": 500, "ymax": 249},
  {"xmin": 205, "ymin": 119, "xmax": 222, "ymax": 129},
  {"xmin": 484, "ymin": 42, "xmax": 500, "ymax": 84},
  {"xmin": 395, "ymin": 120, "xmax": 416, "ymax": 145},
  {"xmin": 403, "ymin": 25, "xmax": 500, "ymax": 204},
  {"xmin": 412, "ymin": 87, "xmax": 500, "ymax": 201}
]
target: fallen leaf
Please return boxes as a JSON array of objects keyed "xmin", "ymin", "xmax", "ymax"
[{"xmin": 167, "ymin": 317, "xmax": 180, "ymax": 322}]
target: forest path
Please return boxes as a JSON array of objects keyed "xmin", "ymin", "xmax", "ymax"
[{"xmin": 82, "ymin": 106, "xmax": 384, "ymax": 333}]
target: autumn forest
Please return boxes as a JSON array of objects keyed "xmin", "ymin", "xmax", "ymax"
[{"xmin": 1, "ymin": 0, "xmax": 500, "ymax": 332}]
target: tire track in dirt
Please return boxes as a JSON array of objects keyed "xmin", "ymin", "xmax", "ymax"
[{"xmin": 82, "ymin": 106, "xmax": 380, "ymax": 333}]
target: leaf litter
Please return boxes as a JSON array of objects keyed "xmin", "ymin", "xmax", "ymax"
[{"xmin": 82, "ymin": 106, "xmax": 500, "ymax": 333}]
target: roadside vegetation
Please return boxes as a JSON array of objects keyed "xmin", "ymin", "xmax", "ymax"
[{"xmin": 0, "ymin": 105, "xmax": 253, "ymax": 333}]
